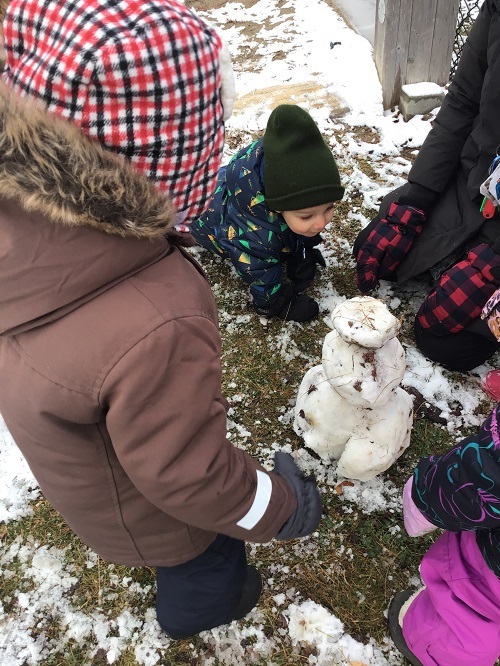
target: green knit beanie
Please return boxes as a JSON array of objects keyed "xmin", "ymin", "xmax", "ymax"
[{"xmin": 263, "ymin": 105, "xmax": 344, "ymax": 211}]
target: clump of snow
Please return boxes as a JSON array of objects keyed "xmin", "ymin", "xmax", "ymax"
[
  {"xmin": 331, "ymin": 296, "xmax": 401, "ymax": 348},
  {"xmin": 200, "ymin": 621, "xmax": 275, "ymax": 665},
  {"xmin": 287, "ymin": 600, "xmax": 390, "ymax": 665},
  {"xmin": 401, "ymin": 82, "xmax": 444, "ymax": 98}
]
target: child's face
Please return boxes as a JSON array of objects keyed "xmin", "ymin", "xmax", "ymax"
[{"xmin": 280, "ymin": 203, "xmax": 335, "ymax": 237}]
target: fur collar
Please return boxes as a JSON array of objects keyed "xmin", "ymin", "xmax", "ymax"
[{"xmin": 0, "ymin": 82, "xmax": 176, "ymax": 239}]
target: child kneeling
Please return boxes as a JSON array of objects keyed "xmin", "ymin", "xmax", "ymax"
[
  {"xmin": 389, "ymin": 405, "xmax": 500, "ymax": 665},
  {"xmin": 191, "ymin": 104, "xmax": 344, "ymax": 322}
]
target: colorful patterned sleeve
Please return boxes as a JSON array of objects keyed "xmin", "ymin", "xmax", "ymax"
[
  {"xmin": 412, "ymin": 405, "xmax": 500, "ymax": 531},
  {"xmin": 220, "ymin": 225, "xmax": 287, "ymax": 306},
  {"xmin": 220, "ymin": 141, "xmax": 291, "ymax": 307}
]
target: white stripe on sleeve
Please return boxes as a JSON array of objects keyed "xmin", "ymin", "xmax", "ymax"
[{"xmin": 236, "ymin": 470, "xmax": 273, "ymax": 530}]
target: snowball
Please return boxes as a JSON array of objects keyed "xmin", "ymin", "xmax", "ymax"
[
  {"xmin": 294, "ymin": 374, "xmax": 413, "ymax": 480},
  {"xmin": 330, "ymin": 296, "xmax": 400, "ymax": 348},
  {"xmin": 295, "ymin": 365, "xmax": 365, "ymax": 461},
  {"xmin": 336, "ymin": 388, "xmax": 413, "ymax": 481}
]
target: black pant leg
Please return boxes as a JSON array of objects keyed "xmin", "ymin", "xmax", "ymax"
[
  {"xmin": 155, "ymin": 534, "xmax": 247, "ymax": 639},
  {"xmin": 414, "ymin": 317, "xmax": 500, "ymax": 372}
]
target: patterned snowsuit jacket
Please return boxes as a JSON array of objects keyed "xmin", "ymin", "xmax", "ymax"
[
  {"xmin": 412, "ymin": 404, "xmax": 500, "ymax": 578},
  {"xmin": 191, "ymin": 139, "xmax": 304, "ymax": 307}
]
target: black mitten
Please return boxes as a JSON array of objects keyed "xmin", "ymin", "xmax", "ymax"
[
  {"xmin": 282, "ymin": 293, "xmax": 319, "ymax": 321},
  {"xmin": 254, "ymin": 287, "xmax": 319, "ymax": 322},
  {"xmin": 287, "ymin": 245, "xmax": 326, "ymax": 292},
  {"xmin": 272, "ymin": 452, "xmax": 322, "ymax": 540}
]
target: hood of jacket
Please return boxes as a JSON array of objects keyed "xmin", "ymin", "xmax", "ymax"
[
  {"xmin": 224, "ymin": 139, "xmax": 285, "ymax": 234},
  {"xmin": 0, "ymin": 82, "xmax": 182, "ymax": 336}
]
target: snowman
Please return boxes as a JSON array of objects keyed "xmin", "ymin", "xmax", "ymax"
[{"xmin": 294, "ymin": 296, "xmax": 413, "ymax": 481}]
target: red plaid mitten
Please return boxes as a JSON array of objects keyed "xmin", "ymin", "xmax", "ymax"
[
  {"xmin": 356, "ymin": 203, "xmax": 426, "ymax": 293},
  {"xmin": 418, "ymin": 244, "xmax": 500, "ymax": 335}
]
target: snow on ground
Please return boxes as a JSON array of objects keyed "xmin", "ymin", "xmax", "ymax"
[
  {"xmin": 333, "ymin": 0, "xmax": 377, "ymax": 44},
  {"xmin": 0, "ymin": 418, "xmax": 38, "ymax": 523},
  {"xmin": 0, "ymin": 0, "xmax": 494, "ymax": 664}
]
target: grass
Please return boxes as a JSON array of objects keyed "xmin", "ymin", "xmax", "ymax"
[{"xmin": 1, "ymin": 417, "xmax": 450, "ymax": 664}]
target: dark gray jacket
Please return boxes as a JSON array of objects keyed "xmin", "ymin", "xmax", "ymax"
[{"xmin": 396, "ymin": 0, "xmax": 500, "ymax": 282}]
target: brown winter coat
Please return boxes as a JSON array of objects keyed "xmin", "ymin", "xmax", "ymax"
[{"xmin": 0, "ymin": 84, "xmax": 296, "ymax": 566}]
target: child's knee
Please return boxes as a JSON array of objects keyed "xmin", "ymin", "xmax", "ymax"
[{"xmin": 413, "ymin": 316, "xmax": 498, "ymax": 371}]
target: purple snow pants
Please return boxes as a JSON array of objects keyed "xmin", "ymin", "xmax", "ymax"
[{"xmin": 403, "ymin": 531, "xmax": 500, "ymax": 666}]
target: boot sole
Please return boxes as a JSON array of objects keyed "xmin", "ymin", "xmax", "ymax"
[{"xmin": 387, "ymin": 591, "xmax": 424, "ymax": 666}]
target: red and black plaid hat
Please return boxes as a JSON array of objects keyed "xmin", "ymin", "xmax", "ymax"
[{"xmin": 2, "ymin": 0, "xmax": 226, "ymax": 222}]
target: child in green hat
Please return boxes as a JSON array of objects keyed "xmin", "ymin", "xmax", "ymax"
[{"xmin": 190, "ymin": 104, "xmax": 344, "ymax": 322}]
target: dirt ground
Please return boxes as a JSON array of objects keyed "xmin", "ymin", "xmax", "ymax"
[
  {"xmin": 187, "ymin": 0, "xmax": 357, "ymax": 34},
  {"xmin": 186, "ymin": 0, "xmax": 349, "ymax": 116}
]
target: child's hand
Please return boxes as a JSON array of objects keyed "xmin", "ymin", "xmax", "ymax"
[
  {"xmin": 287, "ymin": 247, "xmax": 326, "ymax": 292},
  {"xmin": 403, "ymin": 477, "xmax": 438, "ymax": 537},
  {"xmin": 254, "ymin": 287, "xmax": 319, "ymax": 322},
  {"xmin": 355, "ymin": 203, "xmax": 426, "ymax": 293},
  {"xmin": 272, "ymin": 452, "xmax": 323, "ymax": 540}
]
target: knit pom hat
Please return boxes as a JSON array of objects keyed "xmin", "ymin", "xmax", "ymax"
[
  {"xmin": 263, "ymin": 105, "xmax": 344, "ymax": 211},
  {"xmin": 2, "ymin": 0, "xmax": 232, "ymax": 223}
]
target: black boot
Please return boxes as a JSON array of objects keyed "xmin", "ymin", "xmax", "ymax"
[
  {"xmin": 387, "ymin": 590, "xmax": 424, "ymax": 666},
  {"xmin": 231, "ymin": 565, "xmax": 262, "ymax": 621}
]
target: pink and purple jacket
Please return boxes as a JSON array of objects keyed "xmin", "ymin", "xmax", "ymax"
[{"xmin": 412, "ymin": 404, "xmax": 500, "ymax": 577}]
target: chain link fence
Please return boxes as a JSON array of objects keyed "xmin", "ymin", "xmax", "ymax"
[{"xmin": 451, "ymin": 0, "xmax": 484, "ymax": 77}]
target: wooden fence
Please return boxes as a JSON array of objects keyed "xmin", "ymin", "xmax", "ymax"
[{"xmin": 374, "ymin": 0, "xmax": 460, "ymax": 109}]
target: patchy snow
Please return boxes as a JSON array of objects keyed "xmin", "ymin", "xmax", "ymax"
[
  {"xmin": 1, "ymin": 0, "xmax": 494, "ymax": 665},
  {"xmin": 0, "ymin": 419, "xmax": 39, "ymax": 522}
]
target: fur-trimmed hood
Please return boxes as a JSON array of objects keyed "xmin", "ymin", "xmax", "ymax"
[
  {"xmin": 0, "ymin": 83, "xmax": 185, "ymax": 335},
  {"xmin": 0, "ymin": 82, "xmax": 177, "ymax": 239}
]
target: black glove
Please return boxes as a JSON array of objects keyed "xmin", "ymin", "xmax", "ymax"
[
  {"xmin": 272, "ymin": 452, "xmax": 323, "ymax": 540},
  {"xmin": 302, "ymin": 233, "xmax": 323, "ymax": 249},
  {"xmin": 287, "ymin": 245, "xmax": 326, "ymax": 292},
  {"xmin": 254, "ymin": 286, "xmax": 319, "ymax": 322}
]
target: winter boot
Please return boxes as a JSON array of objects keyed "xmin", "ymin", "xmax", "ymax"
[
  {"xmin": 387, "ymin": 590, "xmax": 424, "ymax": 666},
  {"xmin": 231, "ymin": 565, "xmax": 263, "ymax": 621},
  {"xmin": 482, "ymin": 369, "xmax": 500, "ymax": 402}
]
